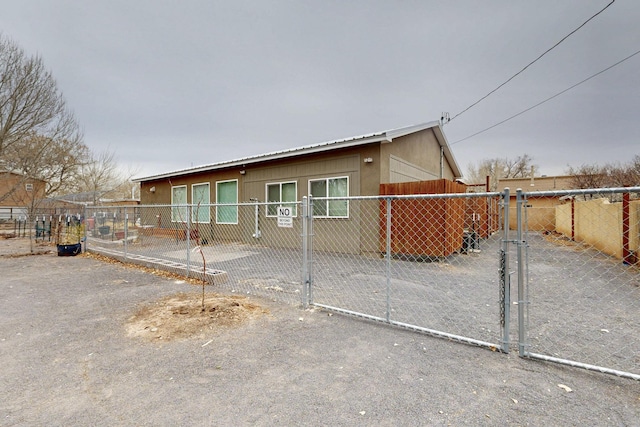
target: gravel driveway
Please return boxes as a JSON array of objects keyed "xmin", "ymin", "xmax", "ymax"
[{"xmin": 1, "ymin": 238, "xmax": 638, "ymax": 426}]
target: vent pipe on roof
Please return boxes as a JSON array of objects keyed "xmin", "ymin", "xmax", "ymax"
[{"xmin": 530, "ymin": 166, "xmax": 535, "ymax": 187}]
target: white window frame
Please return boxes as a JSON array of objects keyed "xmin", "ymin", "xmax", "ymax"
[
  {"xmin": 25, "ymin": 183, "xmax": 34, "ymax": 192},
  {"xmin": 308, "ymin": 176, "xmax": 349, "ymax": 219},
  {"xmin": 191, "ymin": 182, "xmax": 211, "ymax": 223},
  {"xmin": 171, "ymin": 185, "xmax": 187, "ymax": 223},
  {"xmin": 216, "ymin": 179, "xmax": 238, "ymax": 225},
  {"xmin": 265, "ymin": 181, "xmax": 298, "ymax": 217}
]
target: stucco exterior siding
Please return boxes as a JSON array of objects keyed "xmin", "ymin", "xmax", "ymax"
[
  {"xmin": 380, "ymin": 128, "xmax": 454, "ymax": 183},
  {"xmin": 134, "ymin": 122, "xmax": 462, "ymax": 256}
]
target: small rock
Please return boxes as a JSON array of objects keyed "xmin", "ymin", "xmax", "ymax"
[{"xmin": 557, "ymin": 384, "xmax": 573, "ymax": 392}]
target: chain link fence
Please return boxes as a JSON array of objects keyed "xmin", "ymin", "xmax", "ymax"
[
  {"xmin": 514, "ymin": 187, "xmax": 640, "ymax": 380},
  {"xmin": 81, "ymin": 186, "xmax": 640, "ymax": 381},
  {"xmin": 0, "ymin": 207, "xmax": 85, "ymax": 240},
  {"xmin": 306, "ymin": 193, "xmax": 508, "ymax": 351},
  {"xmin": 86, "ymin": 203, "xmax": 305, "ymax": 306}
]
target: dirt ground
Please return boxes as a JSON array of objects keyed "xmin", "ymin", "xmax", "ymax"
[
  {"xmin": 1, "ymin": 236, "xmax": 639, "ymax": 426},
  {"xmin": 0, "ymin": 237, "xmax": 270, "ymax": 343},
  {"xmin": 126, "ymin": 292, "xmax": 269, "ymax": 342}
]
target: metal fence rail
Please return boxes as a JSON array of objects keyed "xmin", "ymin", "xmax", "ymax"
[
  {"xmin": 81, "ymin": 186, "xmax": 640, "ymax": 381},
  {"xmin": 86, "ymin": 203, "xmax": 305, "ymax": 306},
  {"xmin": 306, "ymin": 193, "xmax": 507, "ymax": 351},
  {"xmin": 515, "ymin": 187, "xmax": 640, "ymax": 380}
]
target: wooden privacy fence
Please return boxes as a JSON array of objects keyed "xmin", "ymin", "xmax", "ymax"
[
  {"xmin": 379, "ymin": 179, "xmax": 467, "ymax": 258},
  {"xmin": 464, "ymin": 194, "xmax": 500, "ymax": 239}
]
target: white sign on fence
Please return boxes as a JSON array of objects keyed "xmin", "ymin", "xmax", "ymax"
[{"xmin": 277, "ymin": 206, "xmax": 293, "ymax": 228}]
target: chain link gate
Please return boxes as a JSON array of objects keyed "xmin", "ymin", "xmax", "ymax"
[
  {"xmin": 515, "ymin": 187, "xmax": 640, "ymax": 381},
  {"xmin": 303, "ymin": 192, "xmax": 510, "ymax": 352},
  {"xmin": 83, "ymin": 186, "xmax": 640, "ymax": 381}
]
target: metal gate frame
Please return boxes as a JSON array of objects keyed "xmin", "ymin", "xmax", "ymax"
[
  {"xmin": 82, "ymin": 188, "xmax": 639, "ymax": 381},
  {"xmin": 302, "ymin": 192, "xmax": 512, "ymax": 353},
  {"xmin": 300, "ymin": 189, "xmax": 640, "ymax": 381},
  {"xmin": 515, "ymin": 188, "xmax": 640, "ymax": 381}
]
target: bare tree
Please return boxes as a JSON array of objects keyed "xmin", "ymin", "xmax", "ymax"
[
  {"xmin": 565, "ymin": 163, "xmax": 608, "ymax": 190},
  {"xmin": 606, "ymin": 156, "xmax": 640, "ymax": 188},
  {"xmin": 3, "ymin": 133, "xmax": 87, "ymax": 252},
  {"xmin": 0, "ymin": 34, "xmax": 84, "ymax": 202},
  {"xmin": 504, "ymin": 154, "xmax": 535, "ymax": 179},
  {"xmin": 75, "ymin": 149, "xmax": 137, "ymax": 205},
  {"xmin": 466, "ymin": 154, "xmax": 536, "ymax": 190},
  {"xmin": 4, "ymin": 133, "xmax": 88, "ymax": 196}
]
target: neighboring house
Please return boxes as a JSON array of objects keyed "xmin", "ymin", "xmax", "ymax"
[
  {"xmin": 0, "ymin": 171, "xmax": 46, "ymax": 220},
  {"xmin": 133, "ymin": 121, "xmax": 463, "ymax": 254},
  {"xmin": 99, "ymin": 199, "xmax": 140, "ymax": 207},
  {"xmin": 496, "ymin": 175, "xmax": 575, "ymax": 231},
  {"xmin": 59, "ymin": 191, "xmax": 140, "ymax": 207}
]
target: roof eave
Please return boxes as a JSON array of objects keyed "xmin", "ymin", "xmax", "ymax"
[
  {"xmin": 132, "ymin": 121, "xmax": 457, "ymax": 182},
  {"xmin": 431, "ymin": 124, "xmax": 463, "ymax": 179},
  {"xmin": 133, "ymin": 134, "xmax": 390, "ymax": 182}
]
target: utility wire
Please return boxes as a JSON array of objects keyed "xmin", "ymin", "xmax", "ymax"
[
  {"xmin": 449, "ymin": 0, "xmax": 616, "ymax": 123},
  {"xmin": 451, "ymin": 48, "xmax": 640, "ymax": 145}
]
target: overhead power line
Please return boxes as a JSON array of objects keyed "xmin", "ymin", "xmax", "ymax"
[
  {"xmin": 448, "ymin": 0, "xmax": 616, "ymax": 123},
  {"xmin": 451, "ymin": 48, "xmax": 640, "ymax": 146}
]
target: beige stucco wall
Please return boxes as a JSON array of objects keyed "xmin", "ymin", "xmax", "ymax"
[
  {"xmin": 555, "ymin": 198, "xmax": 640, "ymax": 260},
  {"xmin": 380, "ymin": 128, "xmax": 454, "ymax": 184},
  {"xmin": 497, "ymin": 175, "xmax": 574, "ymax": 192},
  {"xmin": 556, "ymin": 202, "xmax": 571, "ymax": 236},
  {"xmin": 506, "ymin": 197, "xmax": 560, "ymax": 231}
]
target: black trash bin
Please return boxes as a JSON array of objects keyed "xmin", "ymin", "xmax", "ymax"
[{"xmin": 462, "ymin": 231, "xmax": 477, "ymax": 254}]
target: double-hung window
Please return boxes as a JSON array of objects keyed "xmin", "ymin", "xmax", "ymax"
[
  {"xmin": 216, "ymin": 180, "xmax": 238, "ymax": 224},
  {"xmin": 171, "ymin": 185, "xmax": 187, "ymax": 222},
  {"xmin": 191, "ymin": 182, "xmax": 210, "ymax": 223},
  {"xmin": 309, "ymin": 176, "xmax": 349, "ymax": 218},
  {"xmin": 266, "ymin": 181, "xmax": 297, "ymax": 217}
]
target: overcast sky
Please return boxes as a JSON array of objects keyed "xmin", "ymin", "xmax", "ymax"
[{"xmin": 1, "ymin": 0, "xmax": 638, "ymax": 180}]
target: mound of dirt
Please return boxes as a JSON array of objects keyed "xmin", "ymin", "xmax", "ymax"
[{"xmin": 127, "ymin": 292, "xmax": 269, "ymax": 342}]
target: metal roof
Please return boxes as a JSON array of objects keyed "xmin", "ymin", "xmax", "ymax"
[{"xmin": 133, "ymin": 121, "xmax": 462, "ymax": 182}]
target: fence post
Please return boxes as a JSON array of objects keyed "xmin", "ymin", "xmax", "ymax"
[
  {"xmin": 385, "ymin": 196, "xmax": 392, "ymax": 323},
  {"xmin": 186, "ymin": 205, "xmax": 191, "ymax": 278},
  {"xmin": 500, "ymin": 188, "xmax": 511, "ymax": 353},
  {"xmin": 622, "ymin": 192, "xmax": 631, "ymax": 265},
  {"xmin": 124, "ymin": 207, "xmax": 128, "ymax": 259},
  {"xmin": 301, "ymin": 196, "xmax": 309, "ymax": 307},
  {"xmin": 516, "ymin": 188, "xmax": 528, "ymax": 357},
  {"xmin": 83, "ymin": 206, "xmax": 88, "ymax": 253},
  {"xmin": 308, "ymin": 197, "xmax": 314, "ymax": 305}
]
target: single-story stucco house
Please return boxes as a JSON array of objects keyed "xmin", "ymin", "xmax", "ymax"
[{"xmin": 132, "ymin": 121, "xmax": 464, "ymax": 255}]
